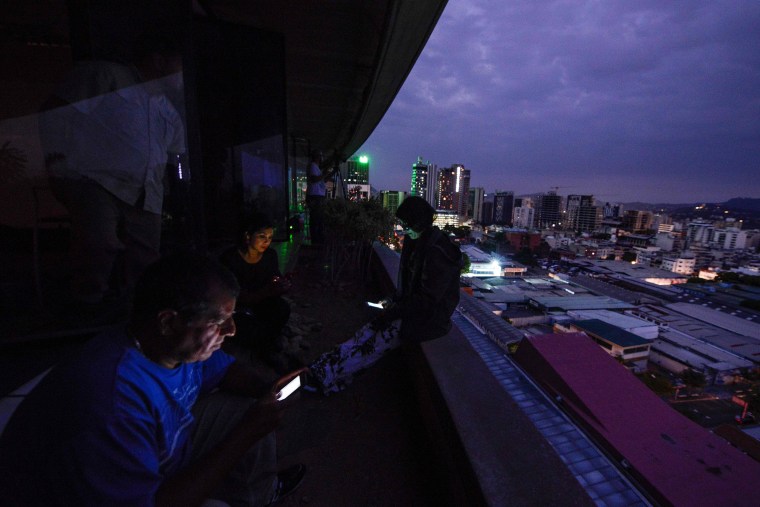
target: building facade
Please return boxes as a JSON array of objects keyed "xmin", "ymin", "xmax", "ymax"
[
  {"xmin": 661, "ymin": 255, "xmax": 696, "ymax": 275},
  {"xmin": 481, "ymin": 199, "xmax": 494, "ymax": 226},
  {"xmin": 436, "ymin": 164, "xmax": 470, "ymax": 218},
  {"xmin": 345, "ymin": 155, "xmax": 370, "ymax": 200},
  {"xmin": 536, "ymin": 191, "xmax": 563, "ymax": 229},
  {"xmin": 513, "ymin": 206, "xmax": 535, "ymax": 229},
  {"xmin": 468, "ymin": 186, "xmax": 484, "ymax": 223},
  {"xmin": 410, "ymin": 156, "xmax": 436, "ymax": 206},
  {"xmin": 493, "ymin": 191, "xmax": 514, "ymax": 226},
  {"xmin": 380, "ymin": 190, "xmax": 405, "ymax": 216},
  {"xmin": 565, "ymin": 194, "xmax": 601, "ymax": 233},
  {"xmin": 623, "ymin": 210, "xmax": 654, "ymax": 233}
]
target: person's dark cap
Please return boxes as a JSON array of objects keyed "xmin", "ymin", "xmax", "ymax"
[{"xmin": 396, "ymin": 196, "xmax": 434, "ymax": 231}]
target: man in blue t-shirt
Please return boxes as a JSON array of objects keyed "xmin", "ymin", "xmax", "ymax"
[{"xmin": 0, "ymin": 254, "xmax": 306, "ymax": 506}]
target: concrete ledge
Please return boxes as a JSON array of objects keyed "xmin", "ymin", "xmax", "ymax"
[
  {"xmin": 370, "ymin": 243, "xmax": 593, "ymax": 506},
  {"xmin": 417, "ymin": 329, "xmax": 594, "ymax": 506}
]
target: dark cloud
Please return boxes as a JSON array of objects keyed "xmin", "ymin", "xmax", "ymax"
[{"xmin": 359, "ymin": 0, "xmax": 760, "ymax": 202}]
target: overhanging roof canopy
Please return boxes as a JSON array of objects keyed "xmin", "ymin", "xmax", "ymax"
[
  {"xmin": 196, "ymin": 0, "xmax": 447, "ymax": 161},
  {"xmin": 3, "ymin": 1, "xmax": 446, "ymax": 161}
]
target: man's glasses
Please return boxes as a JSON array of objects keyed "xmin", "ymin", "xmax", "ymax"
[{"xmin": 186, "ymin": 311, "xmax": 236, "ymax": 331}]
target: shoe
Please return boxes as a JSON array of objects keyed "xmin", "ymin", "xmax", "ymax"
[{"xmin": 266, "ymin": 464, "xmax": 306, "ymax": 506}]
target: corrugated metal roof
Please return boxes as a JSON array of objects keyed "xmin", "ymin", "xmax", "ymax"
[
  {"xmin": 531, "ymin": 295, "xmax": 635, "ymax": 311},
  {"xmin": 571, "ymin": 319, "xmax": 649, "ymax": 347},
  {"xmin": 514, "ymin": 333, "xmax": 760, "ymax": 506},
  {"xmin": 666, "ymin": 302, "xmax": 760, "ymax": 338}
]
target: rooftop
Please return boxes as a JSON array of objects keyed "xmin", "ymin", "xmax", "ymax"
[
  {"xmin": 570, "ymin": 319, "xmax": 650, "ymax": 348},
  {"xmin": 530, "ymin": 294, "xmax": 635, "ymax": 312},
  {"xmin": 666, "ymin": 302, "xmax": 760, "ymax": 338},
  {"xmin": 632, "ymin": 305, "xmax": 760, "ymax": 363},
  {"xmin": 515, "ymin": 332, "xmax": 760, "ymax": 506}
]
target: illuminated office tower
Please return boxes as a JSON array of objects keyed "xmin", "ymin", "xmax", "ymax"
[
  {"xmin": 345, "ymin": 155, "xmax": 370, "ymax": 200},
  {"xmin": 436, "ymin": 164, "xmax": 470, "ymax": 217},
  {"xmin": 410, "ymin": 156, "xmax": 436, "ymax": 206}
]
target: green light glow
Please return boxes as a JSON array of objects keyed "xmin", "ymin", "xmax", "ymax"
[{"xmin": 359, "ymin": 155, "xmax": 369, "ymax": 164}]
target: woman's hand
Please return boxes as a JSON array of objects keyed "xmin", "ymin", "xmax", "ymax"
[{"xmin": 268, "ymin": 275, "xmax": 292, "ymax": 295}]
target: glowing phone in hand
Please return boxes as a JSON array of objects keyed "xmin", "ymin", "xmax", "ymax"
[
  {"xmin": 367, "ymin": 301, "xmax": 384, "ymax": 309},
  {"xmin": 276, "ymin": 375, "xmax": 301, "ymax": 401}
]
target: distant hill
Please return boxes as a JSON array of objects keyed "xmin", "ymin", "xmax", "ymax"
[
  {"xmin": 722, "ymin": 197, "xmax": 760, "ymax": 212},
  {"xmin": 615, "ymin": 198, "xmax": 760, "ymax": 229},
  {"xmin": 619, "ymin": 202, "xmax": 694, "ymax": 212},
  {"xmin": 620, "ymin": 198, "xmax": 760, "ymax": 213}
]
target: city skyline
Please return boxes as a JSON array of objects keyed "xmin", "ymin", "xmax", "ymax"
[{"xmin": 356, "ymin": 0, "xmax": 760, "ymax": 204}]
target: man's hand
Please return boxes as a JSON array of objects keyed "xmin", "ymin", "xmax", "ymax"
[
  {"xmin": 322, "ymin": 166, "xmax": 337, "ymax": 181},
  {"xmin": 271, "ymin": 368, "xmax": 308, "ymax": 396},
  {"xmin": 240, "ymin": 394, "xmax": 284, "ymax": 439}
]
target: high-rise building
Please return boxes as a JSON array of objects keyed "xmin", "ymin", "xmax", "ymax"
[
  {"xmin": 512, "ymin": 195, "xmax": 534, "ymax": 228},
  {"xmin": 622, "ymin": 210, "xmax": 654, "ymax": 232},
  {"xmin": 482, "ymin": 199, "xmax": 494, "ymax": 226},
  {"xmin": 512, "ymin": 206, "xmax": 535, "ymax": 229},
  {"xmin": 493, "ymin": 191, "xmax": 514, "ymax": 226},
  {"xmin": 436, "ymin": 164, "xmax": 470, "ymax": 218},
  {"xmin": 380, "ymin": 190, "xmax": 405, "ymax": 216},
  {"xmin": 468, "ymin": 187, "xmax": 484, "ymax": 223},
  {"xmin": 345, "ymin": 155, "xmax": 370, "ymax": 200},
  {"xmin": 710, "ymin": 228, "xmax": 747, "ymax": 250},
  {"xmin": 565, "ymin": 195, "xmax": 601, "ymax": 233},
  {"xmin": 346, "ymin": 156, "xmax": 369, "ymax": 184},
  {"xmin": 577, "ymin": 205, "xmax": 603, "ymax": 233},
  {"xmin": 536, "ymin": 191, "xmax": 563, "ymax": 229},
  {"xmin": 410, "ymin": 156, "xmax": 435, "ymax": 206},
  {"xmin": 686, "ymin": 220, "xmax": 712, "ymax": 245},
  {"xmin": 603, "ymin": 202, "xmax": 622, "ymax": 218}
]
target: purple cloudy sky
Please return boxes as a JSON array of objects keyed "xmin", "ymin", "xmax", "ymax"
[{"xmin": 356, "ymin": 0, "xmax": 760, "ymax": 204}]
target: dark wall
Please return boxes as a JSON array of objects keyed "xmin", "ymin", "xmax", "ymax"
[{"xmin": 191, "ymin": 19, "xmax": 288, "ymax": 245}]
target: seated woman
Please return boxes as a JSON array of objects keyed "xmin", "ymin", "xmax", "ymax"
[
  {"xmin": 220, "ymin": 213, "xmax": 292, "ymax": 368},
  {"xmin": 307, "ymin": 197, "xmax": 463, "ymax": 394}
]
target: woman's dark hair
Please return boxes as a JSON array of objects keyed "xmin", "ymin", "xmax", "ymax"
[
  {"xmin": 395, "ymin": 196, "xmax": 435, "ymax": 231},
  {"xmin": 238, "ymin": 212, "xmax": 275, "ymax": 249},
  {"xmin": 132, "ymin": 253, "xmax": 240, "ymax": 323}
]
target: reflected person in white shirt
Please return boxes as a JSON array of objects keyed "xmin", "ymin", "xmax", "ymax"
[{"xmin": 39, "ymin": 35, "xmax": 186, "ymax": 316}]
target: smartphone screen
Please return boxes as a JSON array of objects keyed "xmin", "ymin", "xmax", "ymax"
[
  {"xmin": 367, "ymin": 301, "xmax": 384, "ymax": 309},
  {"xmin": 276, "ymin": 375, "xmax": 301, "ymax": 401}
]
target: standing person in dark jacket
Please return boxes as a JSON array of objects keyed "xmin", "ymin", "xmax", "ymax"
[{"xmin": 307, "ymin": 197, "xmax": 463, "ymax": 394}]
